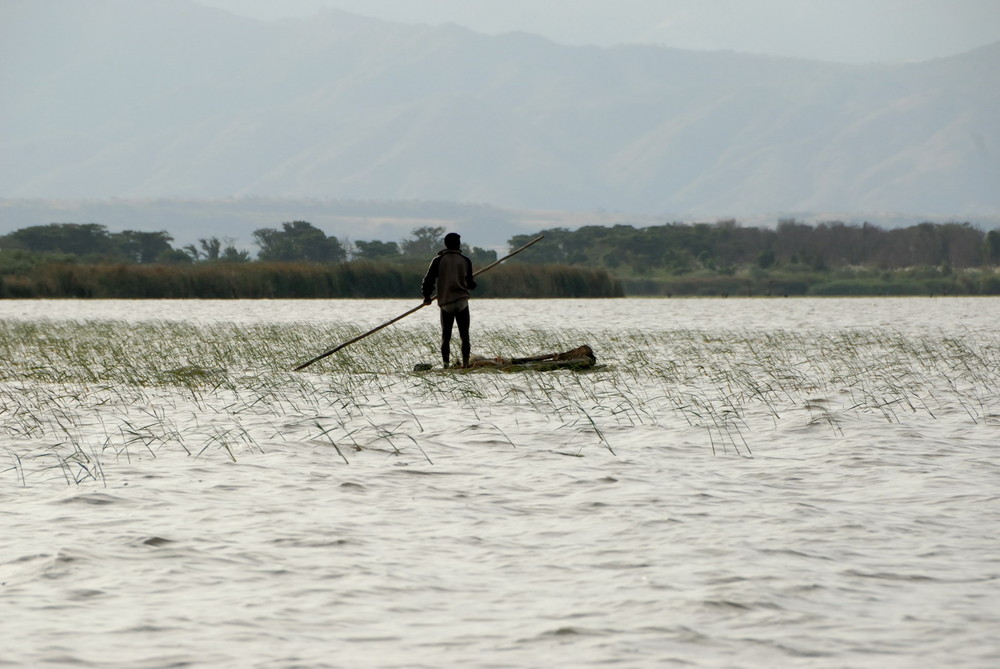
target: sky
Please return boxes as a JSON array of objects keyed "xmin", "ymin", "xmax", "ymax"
[{"xmin": 195, "ymin": 0, "xmax": 1000, "ymax": 64}]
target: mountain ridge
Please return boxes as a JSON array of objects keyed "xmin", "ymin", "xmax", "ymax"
[{"xmin": 2, "ymin": 0, "xmax": 998, "ymax": 228}]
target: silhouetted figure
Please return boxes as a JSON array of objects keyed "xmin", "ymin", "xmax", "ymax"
[{"xmin": 422, "ymin": 232, "xmax": 476, "ymax": 368}]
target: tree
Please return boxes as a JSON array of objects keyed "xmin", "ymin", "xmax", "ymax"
[
  {"xmin": 183, "ymin": 237, "xmax": 249, "ymax": 262},
  {"xmin": 508, "ymin": 229, "xmax": 572, "ymax": 264},
  {"xmin": 253, "ymin": 221, "xmax": 346, "ymax": 262},
  {"xmin": 469, "ymin": 246, "xmax": 497, "ymax": 265},
  {"xmin": 400, "ymin": 226, "xmax": 446, "ymax": 259},
  {"xmin": 218, "ymin": 243, "xmax": 251, "ymax": 263},
  {"xmin": 197, "ymin": 237, "xmax": 222, "ymax": 260},
  {"xmin": 186, "ymin": 237, "xmax": 251, "ymax": 263},
  {"xmin": 986, "ymin": 230, "xmax": 1000, "ymax": 265},
  {"xmin": 114, "ymin": 230, "xmax": 175, "ymax": 263},
  {"xmin": 4, "ymin": 223, "xmax": 116, "ymax": 257},
  {"xmin": 354, "ymin": 240, "xmax": 400, "ymax": 261}
]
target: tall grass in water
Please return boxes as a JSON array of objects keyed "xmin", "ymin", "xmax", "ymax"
[{"xmin": 1, "ymin": 318, "xmax": 996, "ymax": 485}]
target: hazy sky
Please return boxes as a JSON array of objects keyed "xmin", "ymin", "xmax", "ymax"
[{"xmin": 196, "ymin": 0, "xmax": 1000, "ymax": 63}]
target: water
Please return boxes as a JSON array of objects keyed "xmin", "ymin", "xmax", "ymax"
[
  {"xmin": 2, "ymin": 298, "xmax": 998, "ymax": 668},
  {"xmin": 1, "ymin": 296, "xmax": 996, "ymax": 332}
]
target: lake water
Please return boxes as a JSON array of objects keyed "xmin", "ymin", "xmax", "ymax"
[{"xmin": 1, "ymin": 297, "xmax": 998, "ymax": 668}]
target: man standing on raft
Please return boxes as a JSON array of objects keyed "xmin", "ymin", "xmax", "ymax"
[{"xmin": 422, "ymin": 232, "xmax": 477, "ymax": 368}]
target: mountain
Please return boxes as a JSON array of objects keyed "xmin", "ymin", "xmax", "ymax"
[{"xmin": 2, "ymin": 0, "xmax": 999, "ymax": 237}]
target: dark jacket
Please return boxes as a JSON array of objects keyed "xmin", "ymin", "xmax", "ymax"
[{"xmin": 422, "ymin": 249, "xmax": 476, "ymax": 308}]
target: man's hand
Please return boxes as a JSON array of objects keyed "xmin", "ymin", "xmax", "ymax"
[{"xmin": 423, "ymin": 297, "xmax": 432, "ymax": 305}]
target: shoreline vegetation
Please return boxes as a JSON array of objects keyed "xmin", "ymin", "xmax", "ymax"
[
  {"xmin": 1, "ymin": 219, "xmax": 998, "ymax": 298},
  {"xmin": 2, "ymin": 261, "xmax": 999, "ymax": 299},
  {"xmin": 0, "ymin": 262, "xmax": 623, "ymax": 299}
]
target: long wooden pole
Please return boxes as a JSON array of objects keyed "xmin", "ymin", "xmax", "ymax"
[{"xmin": 293, "ymin": 235, "xmax": 544, "ymax": 371}]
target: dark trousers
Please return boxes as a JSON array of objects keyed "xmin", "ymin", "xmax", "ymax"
[{"xmin": 440, "ymin": 306, "xmax": 471, "ymax": 367}]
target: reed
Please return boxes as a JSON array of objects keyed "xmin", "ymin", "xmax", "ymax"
[
  {"xmin": 0, "ymin": 262, "xmax": 623, "ymax": 298},
  {"xmin": 1, "ymin": 317, "xmax": 996, "ymax": 485}
]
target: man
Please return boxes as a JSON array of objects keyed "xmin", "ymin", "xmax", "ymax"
[{"xmin": 421, "ymin": 232, "xmax": 476, "ymax": 368}]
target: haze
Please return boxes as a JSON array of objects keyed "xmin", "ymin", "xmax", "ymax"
[
  {"xmin": 2, "ymin": 0, "xmax": 999, "ymax": 248},
  {"xmin": 197, "ymin": 0, "xmax": 1000, "ymax": 64}
]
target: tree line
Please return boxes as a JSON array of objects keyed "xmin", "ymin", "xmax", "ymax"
[
  {"xmin": 0, "ymin": 222, "xmax": 620, "ymax": 298},
  {"xmin": 506, "ymin": 219, "xmax": 1000, "ymax": 273},
  {"xmin": 2, "ymin": 218, "xmax": 999, "ymax": 297},
  {"xmin": 502, "ymin": 219, "xmax": 1000, "ymax": 296},
  {"xmin": 6, "ymin": 218, "xmax": 998, "ymax": 271},
  {"xmin": 0, "ymin": 222, "xmax": 498, "ymax": 266}
]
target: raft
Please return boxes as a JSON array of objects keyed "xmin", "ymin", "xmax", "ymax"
[{"xmin": 413, "ymin": 345, "xmax": 597, "ymax": 372}]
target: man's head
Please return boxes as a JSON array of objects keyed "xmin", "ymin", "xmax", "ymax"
[{"xmin": 444, "ymin": 232, "xmax": 461, "ymax": 250}]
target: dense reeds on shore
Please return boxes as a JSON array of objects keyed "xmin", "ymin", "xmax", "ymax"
[
  {"xmin": 0, "ymin": 261, "xmax": 623, "ymax": 299},
  {"xmin": 3, "ymin": 258, "xmax": 997, "ymax": 299}
]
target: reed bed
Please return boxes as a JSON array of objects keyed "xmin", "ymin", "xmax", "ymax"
[
  {"xmin": 2, "ymin": 318, "xmax": 997, "ymax": 485},
  {"xmin": 1, "ymin": 262, "xmax": 623, "ymax": 298}
]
